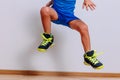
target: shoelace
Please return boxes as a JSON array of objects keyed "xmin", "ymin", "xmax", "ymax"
[
  {"xmin": 87, "ymin": 52, "xmax": 103, "ymax": 65},
  {"xmin": 41, "ymin": 35, "xmax": 52, "ymax": 46},
  {"xmin": 87, "ymin": 56, "xmax": 99, "ymax": 65}
]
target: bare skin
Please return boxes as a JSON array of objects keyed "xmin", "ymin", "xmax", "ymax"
[{"xmin": 40, "ymin": 0, "xmax": 96, "ymax": 52}]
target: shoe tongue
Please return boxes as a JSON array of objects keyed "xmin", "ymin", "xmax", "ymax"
[
  {"xmin": 43, "ymin": 33, "xmax": 51, "ymax": 38},
  {"xmin": 86, "ymin": 50, "xmax": 94, "ymax": 56}
]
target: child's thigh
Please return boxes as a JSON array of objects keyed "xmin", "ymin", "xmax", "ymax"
[{"xmin": 69, "ymin": 19, "xmax": 87, "ymax": 30}]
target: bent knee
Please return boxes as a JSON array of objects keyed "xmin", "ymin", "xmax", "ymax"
[
  {"xmin": 40, "ymin": 7, "xmax": 51, "ymax": 14},
  {"xmin": 80, "ymin": 24, "xmax": 88, "ymax": 31},
  {"xmin": 76, "ymin": 23, "xmax": 89, "ymax": 32}
]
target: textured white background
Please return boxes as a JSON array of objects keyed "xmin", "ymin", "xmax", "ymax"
[{"xmin": 0, "ymin": 0, "xmax": 120, "ymax": 73}]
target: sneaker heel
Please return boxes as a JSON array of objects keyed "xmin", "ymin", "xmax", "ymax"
[{"xmin": 84, "ymin": 61, "xmax": 90, "ymax": 66}]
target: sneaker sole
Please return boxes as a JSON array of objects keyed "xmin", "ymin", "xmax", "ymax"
[
  {"xmin": 37, "ymin": 48, "xmax": 47, "ymax": 52},
  {"xmin": 84, "ymin": 61, "xmax": 104, "ymax": 70},
  {"xmin": 37, "ymin": 43, "xmax": 55, "ymax": 52}
]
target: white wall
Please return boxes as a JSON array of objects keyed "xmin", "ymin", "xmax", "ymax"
[{"xmin": 0, "ymin": 0, "xmax": 120, "ymax": 73}]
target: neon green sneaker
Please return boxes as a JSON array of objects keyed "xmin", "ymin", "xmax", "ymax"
[
  {"xmin": 84, "ymin": 50, "xmax": 104, "ymax": 69},
  {"xmin": 38, "ymin": 33, "xmax": 54, "ymax": 52}
]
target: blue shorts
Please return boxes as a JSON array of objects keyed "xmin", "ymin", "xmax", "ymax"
[{"xmin": 51, "ymin": 8, "xmax": 80, "ymax": 27}]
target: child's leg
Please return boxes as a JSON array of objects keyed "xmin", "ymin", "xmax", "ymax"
[
  {"xmin": 40, "ymin": 7, "xmax": 58, "ymax": 34},
  {"xmin": 38, "ymin": 7, "xmax": 58, "ymax": 52},
  {"xmin": 69, "ymin": 20, "xmax": 104, "ymax": 69},
  {"xmin": 69, "ymin": 20, "xmax": 91, "ymax": 52}
]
